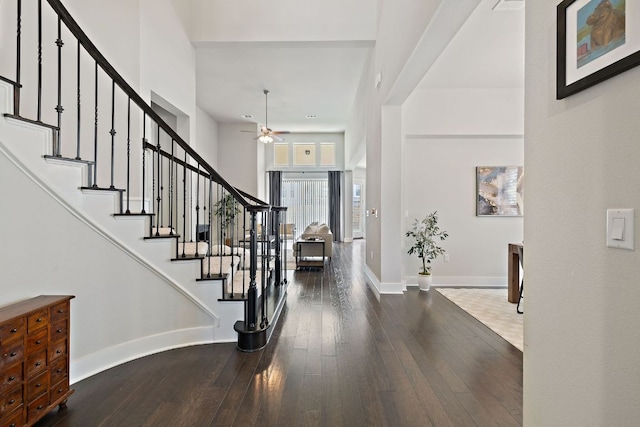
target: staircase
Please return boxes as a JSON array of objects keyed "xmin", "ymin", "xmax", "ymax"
[{"xmin": 0, "ymin": 0, "xmax": 287, "ymax": 376}]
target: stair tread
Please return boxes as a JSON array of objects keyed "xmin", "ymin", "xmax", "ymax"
[
  {"xmin": 144, "ymin": 233, "xmax": 181, "ymax": 240},
  {"xmin": 113, "ymin": 212, "xmax": 154, "ymax": 217},
  {"xmin": 4, "ymin": 114, "xmax": 58, "ymax": 130},
  {"xmin": 44, "ymin": 155, "xmax": 95, "ymax": 166},
  {"xmin": 80, "ymin": 185, "xmax": 125, "ymax": 193}
]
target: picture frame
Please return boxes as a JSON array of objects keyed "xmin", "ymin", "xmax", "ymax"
[
  {"xmin": 557, "ymin": 0, "xmax": 637, "ymax": 99},
  {"xmin": 476, "ymin": 166, "xmax": 524, "ymax": 217}
]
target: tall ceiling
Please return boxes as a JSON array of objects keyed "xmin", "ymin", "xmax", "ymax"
[{"xmin": 187, "ymin": 0, "xmax": 524, "ymax": 134}]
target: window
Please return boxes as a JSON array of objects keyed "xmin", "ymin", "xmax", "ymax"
[{"xmin": 281, "ymin": 176, "xmax": 328, "ymax": 232}]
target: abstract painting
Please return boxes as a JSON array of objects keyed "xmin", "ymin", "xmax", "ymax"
[{"xmin": 476, "ymin": 166, "xmax": 524, "ymax": 217}]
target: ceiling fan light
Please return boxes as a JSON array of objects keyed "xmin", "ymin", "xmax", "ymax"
[{"xmin": 259, "ymin": 135, "xmax": 273, "ymax": 144}]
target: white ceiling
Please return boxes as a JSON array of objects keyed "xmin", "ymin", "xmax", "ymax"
[
  {"xmin": 195, "ymin": 41, "xmax": 372, "ymax": 133},
  {"xmin": 192, "ymin": 0, "xmax": 524, "ymax": 133}
]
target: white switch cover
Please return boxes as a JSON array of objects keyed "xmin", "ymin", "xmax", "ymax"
[{"xmin": 607, "ymin": 209, "xmax": 634, "ymax": 250}]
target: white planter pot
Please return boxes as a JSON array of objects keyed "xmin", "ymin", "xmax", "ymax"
[{"xmin": 417, "ymin": 274, "xmax": 432, "ymax": 292}]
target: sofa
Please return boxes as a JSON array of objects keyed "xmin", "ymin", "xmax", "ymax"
[{"xmin": 297, "ymin": 222, "xmax": 333, "ymax": 259}]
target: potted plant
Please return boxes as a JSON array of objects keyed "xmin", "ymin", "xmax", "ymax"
[
  {"xmin": 212, "ymin": 193, "xmax": 241, "ymax": 245},
  {"xmin": 406, "ymin": 211, "xmax": 448, "ymax": 292}
]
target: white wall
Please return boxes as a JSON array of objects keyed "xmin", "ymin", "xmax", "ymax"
[
  {"xmin": 402, "ymin": 87, "xmax": 524, "ymax": 286},
  {"xmin": 188, "ymin": 0, "xmax": 376, "ymax": 43},
  {"xmin": 525, "ymin": 1, "xmax": 640, "ymax": 425},
  {"xmin": 195, "ymin": 106, "xmax": 219, "ymax": 169},
  {"xmin": 140, "ymin": 0, "xmax": 196, "ymax": 144},
  {"xmin": 403, "ymin": 137, "xmax": 523, "ymax": 285},
  {"xmin": 217, "ymin": 123, "xmax": 260, "ymax": 195}
]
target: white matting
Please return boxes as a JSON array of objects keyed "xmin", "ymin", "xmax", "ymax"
[{"xmin": 435, "ymin": 288, "xmax": 523, "ymax": 351}]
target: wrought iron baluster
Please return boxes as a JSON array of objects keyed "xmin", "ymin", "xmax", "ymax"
[
  {"xmin": 168, "ymin": 139, "xmax": 174, "ymax": 235},
  {"xmin": 156, "ymin": 124, "xmax": 161, "ymax": 235},
  {"xmin": 181, "ymin": 151, "xmax": 187, "ymax": 257},
  {"xmin": 141, "ymin": 112, "xmax": 146, "ymax": 214},
  {"xmin": 109, "ymin": 80, "xmax": 116, "ymax": 189},
  {"xmin": 242, "ymin": 207, "xmax": 247, "ymax": 297},
  {"xmin": 75, "ymin": 40, "xmax": 81, "ymax": 160},
  {"xmin": 151, "ymin": 135, "xmax": 156, "ymax": 235},
  {"xmin": 195, "ymin": 164, "xmax": 200, "ymax": 245},
  {"xmin": 92, "ymin": 62, "xmax": 98, "ymax": 188},
  {"xmin": 37, "ymin": 0, "xmax": 42, "ymax": 121},
  {"xmin": 55, "ymin": 17, "xmax": 64, "ymax": 156},
  {"xmin": 14, "ymin": 0, "xmax": 22, "ymax": 115},
  {"xmin": 260, "ymin": 210, "xmax": 267, "ymax": 329},
  {"xmin": 247, "ymin": 210, "xmax": 258, "ymax": 329},
  {"xmin": 125, "ymin": 97, "xmax": 131, "ymax": 213}
]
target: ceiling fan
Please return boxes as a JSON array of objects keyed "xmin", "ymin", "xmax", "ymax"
[{"xmin": 256, "ymin": 89, "xmax": 289, "ymax": 143}]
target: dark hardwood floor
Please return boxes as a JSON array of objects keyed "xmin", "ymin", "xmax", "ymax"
[{"xmin": 37, "ymin": 240, "xmax": 522, "ymax": 426}]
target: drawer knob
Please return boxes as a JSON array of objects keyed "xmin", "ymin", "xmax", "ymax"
[
  {"xmin": 58, "ymin": 309, "xmax": 64, "ymax": 314},
  {"xmin": 35, "ymin": 361, "xmax": 42, "ymax": 367},
  {"xmin": 36, "ymin": 340, "xmax": 42, "ymax": 345},
  {"xmin": 8, "ymin": 399, "xmax": 15, "ymax": 404},
  {"xmin": 10, "ymin": 328, "xmax": 17, "ymax": 333},
  {"xmin": 10, "ymin": 352, "xmax": 17, "ymax": 357},
  {"xmin": 10, "ymin": 423, "xmax": 16, "ymax": 427},
  {"xmin": 57, "ymin": 368, "xmax": 63, "ymax": 373},
  {"xmin": 36, "ymin": 383, "xmax": 42, "ymax": 388},
  {"xmin": 37, "ymin": 318, "xmax": 43, "ymax": 323},
  {"xmin": 56, "ymin": 349, "xmax": 62, "ymax": 354},
  {"xmin": 57, "ymin": 329, "xmax": 63, "ymax": 334},
  {"xmin": 8, "ymin": 376, "xmax": 15, "ymax": 381},
  {"xmin": 37, "ymin": 405, "xmax": 44, "ymax": 410}
]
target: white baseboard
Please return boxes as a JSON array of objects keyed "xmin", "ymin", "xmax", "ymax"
[
  {"xmin": 70, "ymin": 326, "xmax": 234, "ymax": 384},
  {"xmin": 404, "ymin": 275, "xmax": 507, "ymax": 287},
  {"xmin": 364, "ymin": 265, "xmax": 404, "ymax": 298}
]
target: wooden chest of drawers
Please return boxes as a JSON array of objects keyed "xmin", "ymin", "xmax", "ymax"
[{"xmin": 0, "ymin": 296, "xmax": 74, "ymax": 427}]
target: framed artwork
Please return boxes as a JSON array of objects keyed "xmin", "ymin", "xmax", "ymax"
[
  {"xmin": 557, "ymin": 0, "xmax": 638, "ymax": 99},
  {"xmin": 320, "ymin": 143, "xmax": 335, "ymax": 166},
  {"xmin": 274, "ymin": 143, "xmax": 289, "ymax": 166},
  {"xmin": 293, "ymin": 143, "xmax": 316, "ymax": 166},
  {"xmin": 476, "ymin": 166, "xmax": 524, "ymax": 217}
]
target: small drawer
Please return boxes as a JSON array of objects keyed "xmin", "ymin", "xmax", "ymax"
[
  {"xmin": 50, "ymin": 301, "xmax": 69, "ymax": 323},
  {"xmin": 0, "ymin": 363, "xmax": 23, "ymax": 393},
  {"xmin": 26, "ymin": 327, "xmax": 47, "ymax": 352},
  {"xmin": 0, "ymin": 341, "xmax": 24, "ymax": 371},
  {"xmin": 26, "ymin": 349, "xmax": 47, "ymax": 378},
  {"xmin": 0, "ymin": 384, "xmax": 23, "ymax": 415},
  {"xmin": 49, "ymin": 358, "xmax": 67, "ymax": 385},
  {"xmin": 50, "ymin": 319, "xmax": 68, "ymax": 342},
  {"xmin": 27, "ymin": 308, "xmax": 49, "ymax": 333},
  {"xmin": 27, "ymin": 370, "xmax": 49, "ymax": 401},
  {"xmin": 50, "ymin": 340, "xmax": 67, "ymax": 362},
  {"xmin": 27, "ymin": 392, "xmax": 49, "ymax": 423},
  {"xmin": 0, "ymin": 319, "xmax": 25, "ymax": 346},
  {"xmin": 0, "ymin": 408, "xmax": 23, "ymax": 427},
  {"xmin": 50, "ymin": 377, "xmax": 69, "ymax": 405}
]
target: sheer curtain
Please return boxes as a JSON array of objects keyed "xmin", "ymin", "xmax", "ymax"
[{"xmin": 328, "ymin": 171, "xmax": 342, "ymax": 242}]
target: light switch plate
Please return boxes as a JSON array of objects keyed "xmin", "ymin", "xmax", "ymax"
[{"xmin": 606, "ymin": 209, "xmax": 634, "ymax": 250}]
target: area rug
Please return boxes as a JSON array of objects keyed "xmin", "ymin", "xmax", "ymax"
[{"xmin": 435, "ymin": 288, "xmax": 523, "ymax": 351}]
